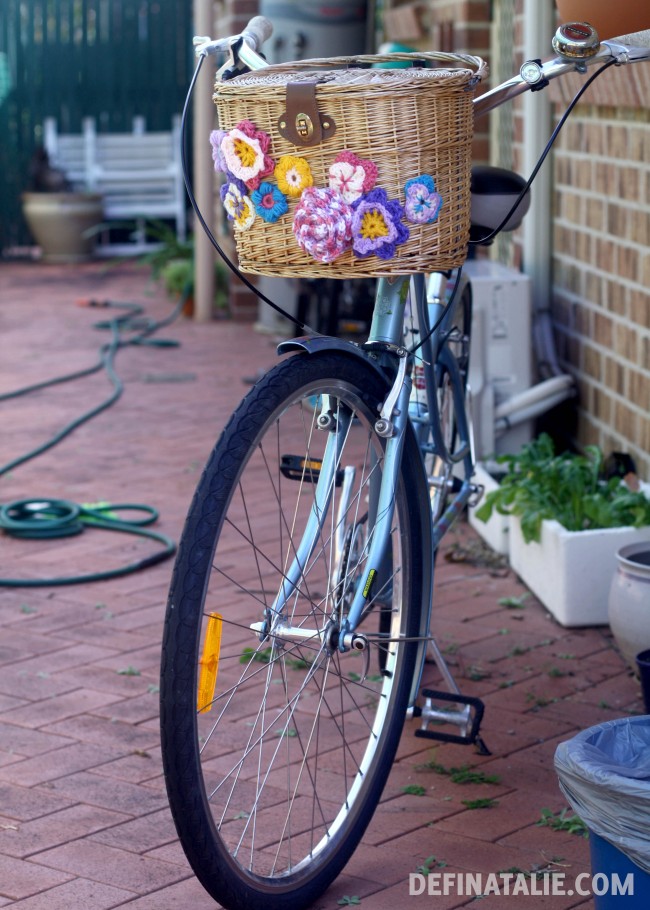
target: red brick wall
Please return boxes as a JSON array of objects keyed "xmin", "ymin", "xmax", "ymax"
[{"xmin": 475, "ymin": 0, "xmax": 650, "ymax": 475}]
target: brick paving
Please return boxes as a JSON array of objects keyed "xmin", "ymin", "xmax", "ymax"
[{"xmin": 0, "ymin": 261, "xmax": 643, "ymax": 908}]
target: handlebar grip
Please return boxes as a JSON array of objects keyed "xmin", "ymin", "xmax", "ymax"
[
  {"xmin": 610, "ymin": 29, "xmax": 650, "ymax": 47},
  {"xmin": 241, "ymin": 16, "xmax": 273, "ymax": 52}
]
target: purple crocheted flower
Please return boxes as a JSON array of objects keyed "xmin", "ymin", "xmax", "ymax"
[
  {"xmin": 404, "ymin": 175, "xmax": 443, "ymax": 224},
  {"xmin": 210, "ymin": 129, "xmax": 229, "ymax": 173},
  {"xmin": 220, "ymin": 176, "xmax": 255, "ymax": 231},
  {"xmin": 351, "ymin": 188, "xmax": 409, "ymax": 260},
  {"xmin": 293, "ymin": 187, "xmax": 354, "ymax": 263},
  {"xmin": 251, "ymin": 181, "xmax": 288, "ymax": 223}
]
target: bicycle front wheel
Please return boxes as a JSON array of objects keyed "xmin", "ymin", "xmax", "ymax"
[{"xmin": 160, "ymin": 351, "xmax": 427, "ymax": 910}]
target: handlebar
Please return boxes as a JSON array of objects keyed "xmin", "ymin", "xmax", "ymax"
[
  {"xmin": 475, "ymin": 25, "xmax": 650, "ymax": 118},
  {"xmin": 193, "ymin": 15, "xmax": 271, "ymax": 79},
  {"xmin": 194, "ymin": 16, "xmax": 650, "ymax": 114}
]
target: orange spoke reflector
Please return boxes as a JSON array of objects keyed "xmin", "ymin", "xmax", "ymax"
[{"xmin": 197, "ymin": 612, "xmax": 223, "ymax": 713}]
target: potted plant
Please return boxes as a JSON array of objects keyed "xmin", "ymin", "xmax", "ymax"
[
  {"xmin": 21, "ymin": 146, "xmax": 104, "ymax": 263},
  {"xmin": 468, "ymin": 461, "xmax": 510, "ymax": 556},
  {"xmin": 139, "ymin": 222, "xmax": 228, "ymax": 318},
  {"xmin": 159, "ymin": 252, "xmax": 228, "ymax": 318},
  {"xmin": 475, "ymin": 434, "xmax": 650, "ymax": 627}
]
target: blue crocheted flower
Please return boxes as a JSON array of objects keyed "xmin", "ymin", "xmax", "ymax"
[
  {"xmin": 351, "ymin": 188, "xmax": 409, "ymax": 260},
  {"xmin": 404, "ymin": 175, "xmax": 443, "ymax": 224},
  {"xmin": 251, "ymin": 181, "xmax": 288, "ymax": 223}
]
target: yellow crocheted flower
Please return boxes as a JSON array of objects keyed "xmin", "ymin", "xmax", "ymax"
[
  {"xmin": 233, "ymin": 137, "xmax": 258, "ymax": 170},
  {"xmin": 275, "ymin": 155, "xmax": 313, "ymax": 198},
  {"xmin": 359, "ymin": 208, "xmax": 390, "ymax": 240}
]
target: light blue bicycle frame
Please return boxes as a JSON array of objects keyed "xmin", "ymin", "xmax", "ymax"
[{"xmin": 268, "ymin": 269, "xmax": 475, "ymax": 668}]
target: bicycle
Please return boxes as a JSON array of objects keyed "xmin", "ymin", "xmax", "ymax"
[{"xmin": 159, "ymin": 17, "xmax": 650, "ymax": 910}]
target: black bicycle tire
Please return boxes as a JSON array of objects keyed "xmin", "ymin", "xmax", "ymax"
[{"xmin": 160, "ymin": 351, "xmax": 428, "ymax": 910}]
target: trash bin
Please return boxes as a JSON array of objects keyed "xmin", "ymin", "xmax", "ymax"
[{"xmin": 555, "ymin": 716, "xmax": 650, "ymax": 908}]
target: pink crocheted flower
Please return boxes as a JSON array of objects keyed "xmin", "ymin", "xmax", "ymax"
[
  {"xmin": 293, "ymin": 187, "xmax": 354, "ymax": 264},
  {"xmin": 220, "ymin": 120, "xmax": 274, "ymax": 190},
  {"xmin": 351, "ymin": 188, "xmax": 409, "ymax": 260},
  {"xmin": 328, "ymin": 151, "xmax": 378, "ymax": 204}
]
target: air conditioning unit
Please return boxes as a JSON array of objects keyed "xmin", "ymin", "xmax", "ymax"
[{"xmin": 464, "ymin": 259, "xmax": 533, "ymax": 460}]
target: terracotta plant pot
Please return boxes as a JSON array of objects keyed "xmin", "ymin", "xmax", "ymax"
[
  {"xmin": 21, "ymin": 192, "xmax": 104, "ymax": 263},
  {"xmin": 555, "ymin": 0, "xmax": 650, "ymax": 40}
]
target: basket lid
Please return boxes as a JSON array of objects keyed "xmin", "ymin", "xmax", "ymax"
[{"xmin": 216, "ymin": 51, "xmax": 487, "ymax": 92}]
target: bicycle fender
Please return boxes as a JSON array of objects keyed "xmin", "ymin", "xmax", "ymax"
[{"xmin": 277, "ymin": 336, "xmax": 388, "ymax": 382}]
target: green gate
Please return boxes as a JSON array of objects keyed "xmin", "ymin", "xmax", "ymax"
[{"xmin": 0, "ymin": 0, "xmax": 192, "ymax": 252}]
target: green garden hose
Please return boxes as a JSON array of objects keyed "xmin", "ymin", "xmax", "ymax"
[
  {"xmin": 0, "ymin": 498, "xmax": 176, "ymax": 586},
  {"xmin": 0, "ymin": 296, "xmax": 187, "ymax": 586}
]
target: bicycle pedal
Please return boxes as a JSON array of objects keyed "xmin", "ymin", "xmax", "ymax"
[
  {"xmin": 413, "ymin": 688, "xmax": 490, "ymax": 754},
  {"xmin": 280, "ymin": 454, "xmax": 343, "ymax": 485}
]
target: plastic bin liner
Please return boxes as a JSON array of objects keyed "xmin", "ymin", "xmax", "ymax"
[{"xmin": 554, "ymin": 716, "xmax": 650, "ymax": 874}]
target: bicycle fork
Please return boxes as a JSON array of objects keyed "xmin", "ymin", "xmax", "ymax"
[{"xmin": 254, "ymin": 360, "xmax": 413, "ymax": 655}]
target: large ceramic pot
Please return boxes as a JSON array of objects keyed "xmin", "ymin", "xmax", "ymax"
[
  {"xmin": 608, "ymin": 543, "xmax": 650, "ymax": 672},
  {"xmin": 555, "ymin": 0, "xmax": 650, "ymax": 40},
  {"xmin": 21, "ymin": 192, "xmax": 104, "ymax": 263}
]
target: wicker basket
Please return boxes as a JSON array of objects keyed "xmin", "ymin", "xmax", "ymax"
[{"xmin": 213, "ymin": 51, "xmax": 487, "ymax": 279}]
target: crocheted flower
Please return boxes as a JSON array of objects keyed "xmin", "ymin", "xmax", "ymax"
[
  {"xmin": 220, "ymin": 177, "xmax": 255, "ymax": 231},
  {"xmin": 328, "ymin": 151, "xmax": 378, "ymax": 204},
  {"xmin": 351, "ymin": 188, "xmax": 409, "ymax": 260},
  {"xmin": 275, "ymin": 156, "xmax": 313, "ymax": 198},
  {"xmin": 209, "ymin": 129, "xmax": 229, "ymax": 173},
  {"xmin": 404, "ymin": 175, "xmax": 443, "ymax": 224},
  {"xmin": 293, "ymin": 187, "xmax": 353, "ymax": 264},
  {"xmin": 251, "ymin": 181, "xmax": 288, "ymax": 223},
  {"xmin": 220, "ymin": 120, "xmax": 274, "ymax": 190}
]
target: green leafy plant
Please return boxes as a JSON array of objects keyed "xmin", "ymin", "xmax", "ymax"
[
  {"xmin": 416, "ymin": 760, "xmax": 500, "ymax": 785},
  {"xmin": 402, "ymin": 784, "xmax": 427, "ymax": 796},
  {"xmin": 474, "ymin": 434, "xmax": 650, "ymax": 543},
  {"xmin": 416, "ymin": 855, "xmax": 447, "ymax": 873},
  {"xmin": 160, "ymin": 258, "xmax": 194, "ymax": 298},
  {"xmin": 240, "ymin": 646, "xmax": 273, "ymax": 665},
  {"xmin": 498, "ymin": 593, "xmax": 530, "ymax": 609},
  {"xmin": 112, "ymin": 219, "xmax": 229, "ymax": 311},
  {"xmin": 462, "ymin": 797, "xmax": 498, "ymax": 809},
  {"xmin": 137, "ymin": 219, "xmax": 195, "ymax": 276},
  {"xmin": 537, "ymin": 808, "xmax": 589, "ymax": 838}
]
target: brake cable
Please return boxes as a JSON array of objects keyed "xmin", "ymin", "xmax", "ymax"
[{"xmin": 181, "ymin": 56, "xmax": 317, "ymax": 335}]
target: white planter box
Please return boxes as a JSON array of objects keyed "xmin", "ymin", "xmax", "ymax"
[
  {"xmin": 468, "ymin": 462, "xmax": 510, "ymax": 556},
  {"xmin": 509, "ymin": 515, "xmax": 650, "ymax": 627}
]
